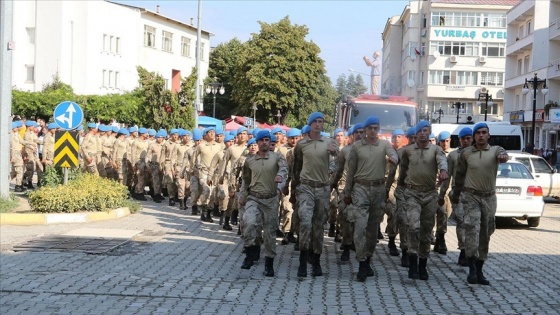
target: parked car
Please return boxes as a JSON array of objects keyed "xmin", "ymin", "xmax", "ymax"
[
  {"xmin": 508, "ymin": 153, "xmax": 560, "ymax": 199},
  {"xmin": 495, "ymin": 161, "xmax": 544, "ymax": 227}
]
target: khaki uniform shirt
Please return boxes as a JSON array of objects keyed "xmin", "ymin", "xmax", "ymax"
[
  {"xmin": 102, "ymin": 136, "xmax": 116, "ymax": 167},
  {"xmin": 399, "ymin": 142, "xmax": 448, "ymax": 188},
  {"xmin": 42, "ymin": 133, "xmax": 55, "ymax": 164},
  {"xmin": 386, "ymin": 146, "xmax": 406, "ymax": 191},
  {"xmin": 240, "ymin": 151, "xmax": 288, "ymax": 198},
  {"xmin": 80, "ymin": 133, "xmax": 97, "ymax": 161},
  {"xmin": 292, "ymin": 136, "xmax": 339, "ymax": 188},
  {"xmin": 23, "ymin": 131, "xmax": 40, "ymax": 159},
  {"xmin": 344, "ymin": 139, "xmax": 397, "ymax": 196},
  {"xmin": 147, "ymin": 141, "xmax": 163, "ymax": 164},
  {"xmin": 112, "ymin": 138, "xmax": 128, "ymax": 163},
  {"xmin": 181, "ymin": 146, "xmax": 197, "ymax": 178},
  {"xmin": 193, "ymin": 140, "xmax": 221, "ymax": 170},
  {"xmin": 217, "ymin": 143, "xmax": 246, "ymax": 182},
  {"xmin": 131, "ymin": 138, "xmax": 149, "ymax": 165},
  {"xmin": 11, "ymin": 132, "xmax": 25, "ymax": 165},
  {"xmin": 332, "ymin": 145, "xmax": 352, "ymax": 188},
  {"xmin": 439, "ymin": 148, "xmax": 462, "ymax": 199},
  {"xmin": 453, "ymin": 144, "xmax": 507, "ymax": 194},
  {"xmin": 161, "ymin": 140, "xmax": 178, "ymax": 164},
  {"xmin": 174, "ymin": 143, "xmax": 192, "ymax": 174}
]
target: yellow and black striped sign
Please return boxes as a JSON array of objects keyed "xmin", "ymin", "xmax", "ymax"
[{"xmin": 54, "ymin": 131, "xmax": 79, "ymax": 168}]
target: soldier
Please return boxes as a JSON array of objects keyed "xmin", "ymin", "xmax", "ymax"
[
  {"xmin": 10, "ymin": 121, "xmax": 26, "ymax": 192},
  {"xmin": 96, "ymin": 125, "xmax": 109, "ymax": 178},
  {"xmin": 111, "ymin": 128, "xmax": 130, "ymax": 186},
  {"xmin": 328, "ymin": 128, "xmax": 346, "ymax": 239},
  {"xmin": 209, "ymin": 128, "xmax": 226, "ymax": 217},
  {"xmin": 147, "ymin": 130, "xmax": 166, "ymax": 203},
  {"xmin": 440, "ymin": 127, "xmax": 472, "ymax": 266},
  {"xmin": 238, "ymin": 130, "xmax": 288, "ymax": 276},
  {"xmin": 344, "ymin": 116, "xmax": 398, "ymax": 282},
  {"xmin": 131, "ymin": 128, "xmax": 150, "ymax": 200},
  {"xmin": 291, "ymin": 112, "xmax": 339, "ymax": 277},
  {"xmin": 399, "ymin": 121, "xmax": 448, "ymax": 280},
  {"xmin": 175, "ymin": 130, "xmax": 193, "ymax": 210},
  {"xmin": 23, "ymin": 120, "xmax": 44, "ymax": 188},
  {"xmin": 279, "ymin": 128, "xmax": 302, "ymax": 245},
  {"xmin": 433, "ymin": 131, "xmax": 454, "ymax": 255},
  {"xmin": 208, "ymin": 133, "xmax": 234, "ymax": 225},
  {"xmin": 162, "ymin": 129, "xmax": 180, "ymax": 206},
  {"xmin": 103, "ymin": 126, "xmax": 119, "ymax": 181},
  {"xmin": 451, "ymin": 122, "xmax": 508, "ymax": 285},
  {"xmin": 186, "ymin": 129, "xmax": 203, "ymax": 213},
  {"xmin": 80, "ymin": 123, "xmax": 99, "ymax": 175},
  {"xmin": 41, "ymin": 123, "xmax": 58, "ymax": 169},
  {"xmin": 193, "ymin": 128, "xmax": 222, "ymax": 222}
]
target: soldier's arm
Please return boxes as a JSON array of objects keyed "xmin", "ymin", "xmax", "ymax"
[
  {"xmin": 209, "ymin": 153, "xmax": 221, "ymax": 182},
  {"xmin": 217, "ymin": 148, "xmax": 231, "ymax": 181},
  {"xmin": 435, "ymin": 146, "xmax": 448, "ymax": 173},
  {"xmin": 439, "ymin": 153, "xmax": 454, "ymax": 199},
  {"xmin": 398, "ymin": 148, "xmax": 409, "ymax": 186},
  {"xmin": 332, "ymin": 148, "xmax": 346, "ymax": 186},
  {"xmin": 131, "ymin": 142, "xmax": 138, "ymax": 165},
  {"xmin": 452, "ymin": 151, "xmax": 468, "ymax": 198},
  {"xmin": 495, "ymin": 146, "xmax": 508, "ymax": 162},
  {"xmin": 343, "ymin": 145, "xmax": 358, "ymax": 197},
  {"xmin": 291, "ymin": 142, "xmax": 303, "ymax": 191},
  {"xmin": 385, "ymin": 142, "xmax": 398, "ymax": 165},
  {"xmin": 276, "ymin": 153, "xmax": 288, "ymax": 191}
]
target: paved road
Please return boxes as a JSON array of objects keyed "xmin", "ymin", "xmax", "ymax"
[{"xmin": 1, "ymin": 201, "xmax": 559, "ymax": 314}]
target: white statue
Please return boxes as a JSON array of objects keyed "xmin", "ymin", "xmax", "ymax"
[{"xmin": 363, "ymin": 51, "xmax": 380, "ymax": 95}]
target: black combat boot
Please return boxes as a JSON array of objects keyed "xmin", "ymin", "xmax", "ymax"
[
  {"xmin": 401, "ymin": 249, "xmax": 409, "ymax": 267},
  {"xmin": 356, "ymin": 261, "xmax": 368, "ymax": 282},
  {"xmin": 231, "ymin": 210, "xmax": 238, "ymax": 225},
  {"xmin": 388, "ymin": 236, "xmax": 400, "ymax": 256},
  {"xmin": 275, "ymin": 229, "xmax": 285, "ymax": 238},
  {"xmin": 328, "ymin": 223, "xmax": 335, "ymax": 237},
  {"xmin": 340, "ymin": 245, "xmax": 350, "ymax": 262},
  {"xmin": 287, "ymin": 232, "xmax": 297, "ymax": 243},
  {"xmin": 253, "ymin": 245, "xmax": 260, "ymax": 262},
  {"xmin": 15, "ymin": 185, "xmax": 24, "ymax": 192},
  {"xmin": 294, "ymin": 238, "xmax": 300, "ymax": 251},
  {"xmin": 418, "ymin": 258, "xmax": 429, "ymax": 280},
  {"xmin": 205, "ymin": 208, "xmax": 214, "ymax": 223},
  {"xmin": 212, "ymin": 204, "xmax": 220, "ymax": 218},
  {"xmin": 408, "ymin": 254, "xmax": 419, "ymax": 279},
  {"xmin": 219, "ymin": 212, "xmax": 224, "ymax": 225},
  {"xmin": 153, "ymin": 194, "xmax": 161, "ymax": 203},
  {"xmin": 458, "ymin": 249, "xmax": 468, "ymax": 266},
  {"xmin": 26, "ymin": 181, "xmax": 34, "ymax": 189},
  {"xmin": 200, "ymin": 205, "xmax": 207, "ymax": 221},
  {"xmin": 311, "ymin": 253, "xmax": 322, "ymax": 277},
  {"xmin": 365, "ymin": 257, "xmax": 374, "ymax": 277},
  {"xmin": 135, "ymin": 192, "xmax": 147, "ymax": 201},
  {"xmin": 241, "ymin": 247, "xmax": 254, "ymax": 269},
  {"xmin": 223, "ymin": 216, "xmax": 233, "ymax": 231},
  {"xmin": 179, "ymin": 198, "xmax": 186, "ymax": 210},
  {"xmin": 297, "ymin": 250, "xmax": 307, "ymax": 277},
  {"xmin": 377, "ymin": 223, "xmax": 384, "ymax": 239},
  {"xmin": 437, "ymin": 233, "xmax": 447, "ymax": 255},
  {"xmin": 191, "ymin": 204, "xmax": 198, "ymax": 215},
  {"xmin": 168, "ymin": 196, "xmax": 175, "ymax": 206},
  {"xmin": 475, "ymin": 260, "xmax": 490, "ymax": 285},
  {"xmin": 264, "ymin": 257, "xmax": 274, "ymax": 277},
  {"xmin": 467, "ymin": 257, "xmax": 478, "ymax": 284},
  {"xmin": 433, "ymin": 234, "xmax": 441, "ymax": 252},
  {"xmin": 162, "ymin": 187, "xmax": 169, "ymax": 197}
]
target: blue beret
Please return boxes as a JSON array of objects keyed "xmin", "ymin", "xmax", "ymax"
[
  {"xmin": 192, "ymin": 129, "xmax": 202, "ymax": 141},
  {"xmin": 112, "ymin": 126, "xmax": 120, "ymax": 133},
  {"xmin": 47, "ymin": 122, "xmax": 59, "ymax": 130},
  {"xmin": 363, "ymin": 116, "xmax": 380, "ymax": 128},
  {"xmin": 148, "ymin": 129, "xmax": 157, "ymax": 136},
  {"xmin": 229, "ymin": 131, "xmax": 236, "ymax": 136},
  {"xmin": 128, "ymin": 126, "xmax": 138, "ymax": 133},
  {"xmin": 438, "ymin": 131, "xmax": 451, "ymax": 141},
  {"xmin": 406, "ymin": 127, "xmax": 416, "ymax": 137},
  {"xmin": 271, "ymin": 127, "xmax": 283, "ymax": 134},
  {"xmin": 348, "ymin": 125, "xmax": 355, "ymax": 135},
  {"xmin": 458, "ymin": 127, "xmax": 473, "ymax": 138},
  {"xmin": 156, "ymin": 129, "xmax": 168, "ymax": 138},
  {"xmin": 392, "ymin": 129, "xmax": 405, "ymax": 136},
  {"xmin": 98, "ymin": 125, "xmax": 110, "ymax": 132},
  {"xmin": 286, "ymin": 128, "xmax": 302, "ymax": 137},
  {"xmin": 247, "ymin": 138, "xmax": 256, "ymax": 147},
  {"xmin": 215, "ymin": 128, "xmax": 225, "ymax": 135},
  {"xmin": 225, "ymin": 134, "xmax": 235, "ymax": 142},
  {"xmin": 77, "ymin": 125, "xmax": 84, "ymax": 131},
  {"xmin": 178, "ymin": 129, "xmax": 186, "ymax": 137},
  {"xmin": 86, "ymin": 122, "xmax": 96, "ymax": 129},
  {"xmin": 255, "ymin": 130, "xmax": 271, "ymax": 141},
  {"xmin": 14, "ymin": 120, "xmax": 23, "ymax": 128},
  {"xmin": 12, "ymin": 121, "xmax": 19, "ymax": 129},
  {"xmin": 307, "ymin": 112, "xmax": 325, "ymax": 126},
  {"xmin": 320, "ymin": 132, "xmax": 330, "ymax": 138},
  {"xmin": 118, "ymin": 128, "xmax": 130, "ymax": 136},
  {"xmin": 169, "ymin": 128, "xmax": 178, "ymax": 135},
  {"xmin": 138, "ymin": 127, "xmax": 148, "ymax": 134},
  {"xmin": 353, "ymin": 123, "xmax": 364, "ymax": 133},
  {"xmin": 270, "ymin": 134, "xmax": 277, "ymax": 143},
  {"xmin": 237, "ymin": 127, "xmax": 248, "ymax": 135},
  {"xmin": 184, "ymin": 130, "xmax": 192, "ymax": 136},
  {"xmin": 301, "ymin": 125, "xmax": 311, "ymax": 134},
  {"xmin": 429, "ymin": 133, "xmax": 436, "ymax": 139},
  {"xmin": 415, "ymin": 121, "xmax": 431, "ymax": 134},
  {"xmin": 344, "ymin": 132, "xmax": 348, "ymax": 137},
  {"xmin": 202, "ymin": 127, "xmax": 214, "ymax": 136},
  {"xmin": 473, "ymin": 122, "xmax": 489, "ymax": 134},
  {"xmin": 252, "ymin": 128, "xmax": 262, "ymax": 136},
  {"xmin": 333, "ymin": 128, "xmax": 344, "ymax": 137}
]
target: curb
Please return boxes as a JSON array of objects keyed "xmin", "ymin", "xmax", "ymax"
[{"xmin": 0, "ymin": 207, "xmax": 131, "ymax": 226}]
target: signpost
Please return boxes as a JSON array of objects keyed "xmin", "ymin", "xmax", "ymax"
[{"xmin": 53, "ymin": 101, "xmax": 83, "ymax": 184}]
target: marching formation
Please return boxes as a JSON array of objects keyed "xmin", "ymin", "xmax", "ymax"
[{"xmin": 9, "ymin": 112, "xmax": 508, "ymax": 285}]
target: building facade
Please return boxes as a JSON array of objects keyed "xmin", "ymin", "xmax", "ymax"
[
  {"xmin": 382, "ymin": 0, "xmax": 519, "ymax": 124},
  {"xmin": 12, "ymin": 0, "xmax": 211, "ymax": 96},
  {"xmin": 505, "ymin": 0, "xmax": 560, "ymax": 151}
]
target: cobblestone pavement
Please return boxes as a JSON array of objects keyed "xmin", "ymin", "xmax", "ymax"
[{"xmin": 1, "ymin": 200, "xmax": 559, "ymax": 315}]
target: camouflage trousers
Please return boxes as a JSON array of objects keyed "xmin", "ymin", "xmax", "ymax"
[
  {"xmin": 436, "ymin": 188, "xmax": 453, "ymax": 234},
  {"xmin": 394, "ymin": 186, "xmax": 408, "ymax": 250},
  {"xmin": 279, "ymin": 187, "xmax": 293, "ymax": 233},
  {"xmin": 163, "ymin": 161, "xmax": 177, "ymax": 198},
  {"xmin": 338, "ymin": 198, "xmax": 354, "ymax": 246},
  {"xmin": 97, "ymin": 154, "xmax": 107, "ymax": 178},
  {"xmin": 461, "ymin": 192, "xmax": 496, "ymax": 261},
  {"xmin": 176, "ymin": 174, "xmax": 191, "ymax": 200},
  {"xmin": 384, "ymin": 183, "xmax": 399, "ymax": 237},
  {"xmin": 25, "ymin": 155, "xmax": 43, "ymax": 183},
  {"xmin": 150, "ymin": 163, "xmax": 162, "ymax": 195},
  {"xmin": 196, "ymin": 169, "xmax": 212, "ymax": 206},
  {"xmin": 187, "ymin": 176, "xmax": 201, "ymax": 208},
  {"xmin": 451, "ymin": 197, "xmax": 465, "ymax": 249},
  {"xmin": 82, "ymin": 156, "xmax": 98, "ymax": 175},
  {"xmin": 10, "ymin": 152, "xmax": 24, "ymax": 186},
  {"xmin": 210, "ymin": 182, "xmax": 228, "ymax": 211},
  {"xmin": 289, "ymin": 194, "xmax": 299, "ymax": 235},
  {"xmin": 134, "ymin": 162, "xmax": 147, "ymax": 194},
  {"xmin": 243, "ymin": 194, "xmax": 279, "ymax": 258},
  {"xmin": 296, "ymin": 184, "xmax": 329, "ymax": 254},
  {"xmin": 349, "ymin": 184, "xmax": 385, "ymax": 261},
  {"xmin": 115, "ymin": 159, "xmax": 128, "ymax": 186},
  {"xmin": 405, "ymin": 188, "xmax": 438, "ymax": 259}
]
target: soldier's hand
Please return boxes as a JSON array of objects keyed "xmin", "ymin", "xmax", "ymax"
[
  {"xmin": 86, "ymin": 157, "xmax": 93, "ymax": 164},
  {"xmin": 282, "ymin": 186, "xmax": 289, "ymax": 196},
  {"xmin": 498, "ymin": 153, "xmax": 508, "ymax": 163},
  {"xmin": 275, "ymin": 176, "xmax": 283, "ymax": 183},
  {"xmin": 344, "ymin": 196, "xmax": 353, "ymax": 205},
  {"xmin": 438, "ymin": 198, "xmax": 445, "ymax": 207},
  {"xmin": 327, "ymin": 144, "xmax": 336, "ymax": 155},
  {"xmin": 438, "ymin": 170, "xmax": 449, "ymax": 182}
]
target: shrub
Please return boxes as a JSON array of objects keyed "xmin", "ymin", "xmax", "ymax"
[
  {"xmin": 41, "ymin": 166, "xmax": 83, "ymax": 187},
  {"xmin": 0, "ymin": 193, "xmax": 19, "ymax": 213},
  {"xmin": 29, "ymin": 174, "xmax": 129, "ymax": 213}
]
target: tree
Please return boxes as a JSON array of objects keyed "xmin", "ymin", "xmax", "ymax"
[
  {"xmin": 335, "ymin": 74, "xmax": 349, "ymax": 103},
  {"xmin": 206, "ymin": 38, "xmax": 244, "ymax": 119},
  {"xmin": 353, "ymin": 74, "xmax": 368, "ymax": 96},
  {"xmin": 231, "ymin": 16, "xmax": 333, "ymax": 126}
]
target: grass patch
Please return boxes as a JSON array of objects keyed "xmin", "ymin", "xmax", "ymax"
[
  {"xmin": 0, "ymin": 194, "xmax": 19, "ymax": 213},
  {"xmin": 121, "ymin": 199, "xmax": 142, "ymax": 213}
]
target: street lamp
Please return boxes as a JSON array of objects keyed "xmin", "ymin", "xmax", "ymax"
[
  {"xmin": 205, "ymin": 77, "xmax": 225, "ymax": 118},
  {"xmin": 453, "ymin": 101, "xmax": 464, "ymax": 124},
  {"xmin": 276, "ymin": 110, "xmax": 282, "ymax": 124},
  {"xmin": 252, "ymin": 102, "xmax": 258, "ymax": 128},
  {"xmin": 522, "ymin": 73, "xmax": 549, "ymax": 153},
  {"xmin": 477, "ymin": 88, "xmax": 494, "ymax": 121}
]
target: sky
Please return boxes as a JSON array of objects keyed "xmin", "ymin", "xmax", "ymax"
[{"xmin": 117, "ymin": 0, "xmax": 409, "ymax": 84}]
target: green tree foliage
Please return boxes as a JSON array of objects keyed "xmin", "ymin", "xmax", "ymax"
[
  {"xmin": 206, "ymin": 38, "xmax": 244, "ymax": 119},
  {"xmin": 353, "ymin": 74, "xmax": 368, "ymax": 96},
  {"xmin": 231, "ymin": 16, "xmax": 336, "ymax": 126},
  {"xmin": 335, "ymin": 74, "xmax": 349, "ymax": 103}
]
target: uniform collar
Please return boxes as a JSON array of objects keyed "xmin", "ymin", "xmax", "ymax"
[
  {"xmin": 471, "ymin": 144, "xmax": 491, "ymax": 152},
  {"xmin": 255, "ymin": 151, "xmax": 271, "ymax": 160}
]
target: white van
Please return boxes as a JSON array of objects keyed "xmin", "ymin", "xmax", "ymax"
[{"xmin": 431, "ymin": 122, "xmax": 524, "ymax": 153}]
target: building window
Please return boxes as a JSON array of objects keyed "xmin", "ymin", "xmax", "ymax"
[
  {"xmin": 199, "ymin": 43, "xmax": 205, "ymax": 61},
  {"xmin": 526, "ymin": 20, "xmax": 532, "ymax": 35},
  {"xmin": 517, "ymin": 59, "xmax": 523, "ymax": 76},
  {"xmin": 26, "ymin": 28, "xmax": 35, "ymax": 44},
  {"xmin": 102, "ymin": 70, "xmax": 109, "ymax": 88},
  {"xmin": 115, "ymin": 37, "xmax": 121, "ymax": 54},
  {"xmin": 115, "ymin": 71, "xmax": 120, "ymax": 89},
  {"xmin": 480, "ymin": 72, "xmax": 504, "ymax": 86},
  {"xmin": 162, "ymin": 31, "xmax": 173, "ymax": 52},
  {"xmin": 26, "ymin": 65, "xmax": 35, "ymax": 82},
  {"xmin": 456, "ymin": 71, "xmax": 477, "ymax": 85},
  {"xmin": 518, "ymin": 25, "xmax": 525, "ymax": 39},
  {"xmin": 109, "ymin": 36, "xmax": 114, "ymax": 52},
  {"xmin": 108, "ymin": 70, "xmax": 113, "ymax": 88},
  {"xmin": 524, "ymin": 55, "xmax": 530, "ymax": 74},
  {"xmin": 481, "ymin": 43, "xmax": 505, "ymax": 57},
  {"xmin": 144, "ymin": 25, "xmax": 156, "ymax": 48},
  {"xmin": 103, "ymin": 34, "xmax": 109, "ymax": 52},
  {"xmin": 181, "ymin": 36, "xmax": 191, "ymax": 57},
  {"xmin": 430, "ymin": 41, "xmax": 478, "ymax": 57}
]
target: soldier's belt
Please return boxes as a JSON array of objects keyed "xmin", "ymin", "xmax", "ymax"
[
  {"xmin": 249, "ymin": 191, "xmax": 278, "ymax": 199},
  {"xmin": 405, "ymin": 184, "xmax": 436, "ymax": 192},
  {"xmin": 462, "ymin": 187, "xmax": 495, "ymax": 197},
  {"xmin": 300, "ymin": 178, "xmax": 329, "ymax": 188},
  {"xmin": 355, "ymin": 179, "xmax": 385, "ymax": 186}
]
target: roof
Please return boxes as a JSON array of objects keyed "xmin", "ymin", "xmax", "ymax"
[
  {"xmin": 106, "ymin": 1, "xmax": 212, "ymax": 35},
  {"xmin": 431, "ymin": 0, "xmax": 521, "ymax": 5}
]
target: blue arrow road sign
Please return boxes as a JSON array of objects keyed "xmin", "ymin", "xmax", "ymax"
[{"xmin": 53, "ymin": 101, "xmax": 83, "ymax": 131}]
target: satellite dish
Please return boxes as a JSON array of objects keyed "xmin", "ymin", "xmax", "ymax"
[
  {"xmin": 407, "ymin": 79, "xmax": 415, "ymax": 88},
  {"xmin": 433, "ymin": 51, "xmax": 440, "ymax": 58},
  {"xmin": 411, "ymin": 54, "xmax": 417, "ymax": 61}
]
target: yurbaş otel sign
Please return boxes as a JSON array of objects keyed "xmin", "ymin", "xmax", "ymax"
[{"xmin": 431, "ymin": 28, "xmax": 506, "ymax": 42}]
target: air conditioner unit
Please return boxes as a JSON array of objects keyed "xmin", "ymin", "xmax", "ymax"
[
  {"xmin": 449, "ymin": 55, "xmax": 458, "ymax": 63},
  {"xmin": 479, "ymin": 56, "xmax": 487, "ymax": 63}
]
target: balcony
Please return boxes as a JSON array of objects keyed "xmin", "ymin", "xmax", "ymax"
[
  {"xmin": 550, "ymin": 17, "xmax": 560, "ymax": 41},
  {"xmin": 507, "ymin": 0, "xmax": 535, "ymax": 24},
  {"xmin": 507, "ymin": 33, "xmax": 533, "ymax": 55},
  {"xmin": 548, "ymin": 59, "xmax": 560, "ymax": 80}
]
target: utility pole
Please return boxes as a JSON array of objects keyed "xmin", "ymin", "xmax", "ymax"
[
  {"xmin": 194, "ymin": 0, "xmax": 202, "ymax": 128},
  {"xmin": 0, "ymin": 0, "xmax": 14, "ymax": 198}
]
